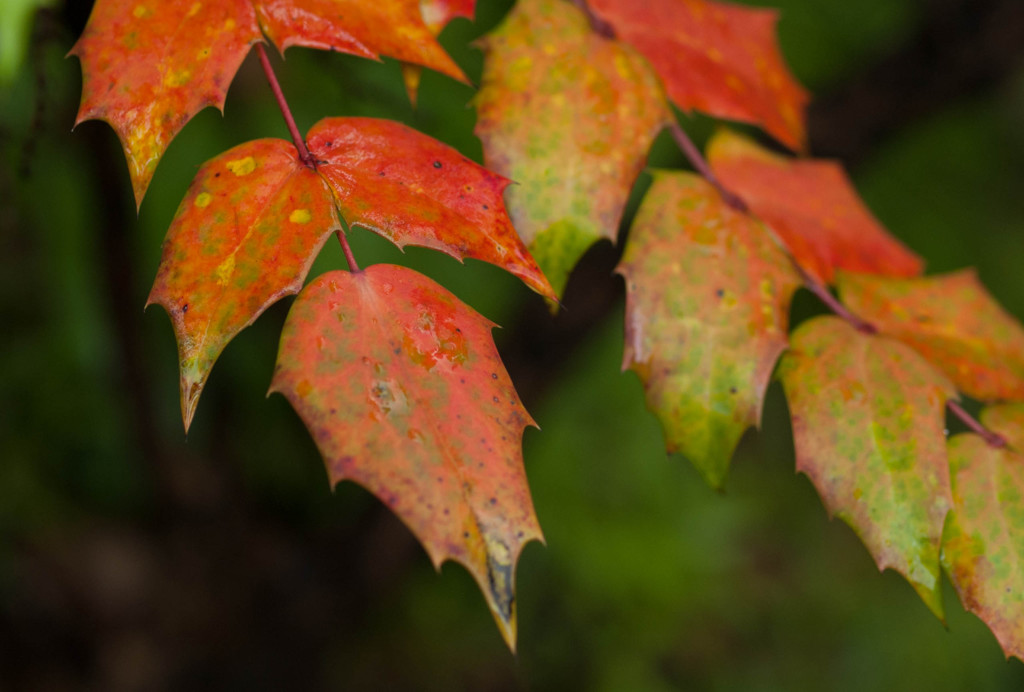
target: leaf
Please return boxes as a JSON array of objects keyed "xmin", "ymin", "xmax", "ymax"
[
  {"xmin": 942, "ymin": 403, "xmax": 1024, "ymax": 662},
  {"xmin": 708, "ymin": 129, "xmax": 923, "ymax": 285},
  {"xmin": 838, "ymin": 269, "xmax": 1024, "ymax": 402},
  {"xmin": 147, "ymin": 138, "xmax": 340, "ymax": 430},
  {"xmin": 270, "ymin": 265, "xmax": 542, "ymax": 649},
  {"xmin": 474, "ymin": 0, "xmax": 670, "ymax": 297},
  {"xmin": 307, "ymin": 117, "xmax": 555, "ymax": 300},
  {"xmin": 588, "ymin": 0, "xmax": 808, "ymax": 151},
  {"xmin": 777, "ymin": 316, "xmax": 956, "ymax": 617},
  {"xmin": 254, "ymin": 0, "xmax": 465, "ymax": 82},
  {"xmin": 70, "ymin": 0, "xmax": 263, "ymax": 207},
  {"xmin": 70, "ymin": 0, "xmax": 466, "ymax": 207},
  {"xmin": 420, "ymin": 0, "xmax": 475, "ymax": 32},
  {"xmin": 617, "ymin": 171, "xmax": 798, "ymax": 488}
]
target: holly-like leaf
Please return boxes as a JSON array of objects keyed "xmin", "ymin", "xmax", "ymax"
[
  {"xmin": 270, "ymin": 265, "xmax": 542, "ymax": 649},
  {"xmin": 70, "ymin": 0, "xmax": 263, "ymax": 207},
  {"xmin": 618, "ymin": 172, "xmax": 798, "ymax": 488},
  {"xmin": 147, "ymin": 139, "xmax": 340, "ymax": 430},
  {"xmin": 838, "ymin": 269, "xmax": 1024, "ymax": 402},
  {"xmin": 307, "ymin": 117, "xmax": 555, "ymax": 300},
  {"xmin": 589, "ymin": 0, "xmax": 808, "ymax": 151},
  {"xmin": 777, "ymin": 316, "xmax": 956, "ymax": 617},
  {"xmin": 474, "ymin": 0, "xmax": 670, "ymax": 297},
  {"xmin": 708, "ymin": 129, "xmax": 923, "ymax": 285},
  {"xmin": 942, "ymin": 403, "xmax": 1024, "ymax": 662},
  {"xmin": 70, "ymin": 0, "xmax": 466, "ymax": 206},
  {"xmin": 254, "ymin": 0, "xmax": 465, "ymax": 82}
]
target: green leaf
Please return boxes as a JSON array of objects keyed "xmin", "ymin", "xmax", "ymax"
[
  {"xmin": 618, "ymin": 172, "xmax": 799, "ymax": 488},
  {"xmin": 778, "ymin": 316, "xmax": 956, "ymax": 617},
  {"xmin": 943, "ymin": 403, "xmax": 1024, "ymax": 662},
  {"xmin": 474, "ymin": 0, "xmax": 670, "ymax": 297}
]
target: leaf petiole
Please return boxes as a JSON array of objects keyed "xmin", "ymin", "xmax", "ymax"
[
  {"xmin": 948, "ymin": 400, "xmax": 1008, "ymax": 449},
  {"xmin": 256, "ymin": 43, "xmax": 315, "ymax": 168},
  {"xmin": 336, "ymin": 230, "xmax": 361, "ymax": 273}
]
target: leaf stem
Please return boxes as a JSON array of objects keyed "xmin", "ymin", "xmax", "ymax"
[
  {"xmin": 669, "ymin": 121, "xmax": 748, "ymax": 213},
  {"xmin": 568, "ymin": 0, "xmax": 616, "ymax": 38},
  {"xmin": 948, "ymin": 400, "xmax": 1008, "ymax": 449},
  {"xmin": 256, "ymin": 43, "xmax": 315, "ymax": 167},
  {"xmin": 336, "ymin": 230, "xmax": 361, "ymax": 272}
]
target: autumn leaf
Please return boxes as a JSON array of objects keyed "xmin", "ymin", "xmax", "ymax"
[
  {"xmin": 588, "ymin": 0, "xmax": 807, "ymax": 151},
  {"xmin": 70, "ymin": 0, "xmax": 466, "ymax": 206},
  {"xmin": 777, "ymin": 316, "xmax": 955, "ymax": 617},
  {"xmin": 307, "ymin": 117, "xmax": 555, "ymax": 300},
  {"xmin": 270, "ymin": 265, "xmax": 542, "ymax": 649},
  {"xmin": 618, "ymin": 172, "xmax": 798, "ymax": 488},
  {"xmin": 474, "ymin": 0, "xmax": 670, "ymax": 297},
  {"xmin": 837, "ymin": 269, "xmax": 1024, "ymax": 402},
  {"xmin": 147, "ymin": 138, "xmax": 339, "ymax": 430},
  {"xmin": 708, "ymin": 129, "xmax": 923, "ymax": 285},
  {"xmin": 942, "ymin": 403, "xmax": 1024, "ymax": 662}
]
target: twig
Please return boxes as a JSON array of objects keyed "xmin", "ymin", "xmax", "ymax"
[
  {"xmin": 668, "ymin": 122, "xmax": 748, "ymax": 213},
  {"xmin": 256, "ymin": 43, "xmax": 315, "ymax": 167},
  {"xmin": 948, "ymin": 400, "xmax": 1008, "ymax": 449}
]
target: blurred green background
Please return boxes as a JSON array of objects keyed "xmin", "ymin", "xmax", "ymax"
[{"xmin": 2, "ymin": 0, "xmax": 1024, "ymax": 689}]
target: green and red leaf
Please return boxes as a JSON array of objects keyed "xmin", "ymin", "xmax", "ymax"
[
  {"xmin": 147, "ymin": 138, "xmax": 339, "ymax": 430},
  {"xmin": 70, "ymin": 0, "xmax": 262, "ymax": 206},
  {"xmin": 838, "ymin": 269, "xmax": 1024, "ymax": 402},
  {"xmin": 589, "ymin": 0, "xmax": 808, "ymax": 150},
  {"xmin": 474, "ymin": 0, "xmax": 670, "ymax": 297},
  {"xmin": 943, "ymin": 403, "xmax": 1024, "ymax": 662},
  {"xmin": 777, "ymin": 316, "xmax": 956, "ymax": 617},
  {"xmin": 708, "ymin": 129, "xmax": 923, "ymax": 285},
  {"xmin": 307, "ymin": 117, "xmax": 555, "ymax": 300},
  {"xmin": 618, "ymin": 172, "xmax": 798, "ymax": 488},
  {"xmin": 270, "ymin": 265, "xmax": 542, "ymax": 650}
]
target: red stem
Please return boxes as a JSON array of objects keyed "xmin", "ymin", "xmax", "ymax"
[
  {"xmin": 669, "ymin": 121, "xmax": 748, "ymax": 213},
  {"xmin": 336, "ymin": 230, "xmax": 361, "ymax": 272},
  {"xmin": 948, "ymin": 400, "xmax": 1008, "ymax": 448},
  {"xmin": 256, "ymin": 43, "xmax": 315, "ymax": 167}
]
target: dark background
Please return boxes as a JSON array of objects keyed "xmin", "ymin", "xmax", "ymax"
[{"xmin": 3, "ymin": 0, "xmax": 1024, "ymax": 689}]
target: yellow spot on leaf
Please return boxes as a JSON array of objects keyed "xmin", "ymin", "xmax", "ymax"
[
  {"xmin": 226, "ymin": 156, "xmax": 256, "ymax": 176},
  {"xmin": 289, "ymin": 209, "xmax": 311, "ymax": 224},
  {"xmin": 132, "ymin": 5, "xmax": 151, "ymax": 19},
  {"xmin": 194, "ymin": 192, "xmax": 212, "ymax": 208},
  {"xmin": 224, "ymin": 18, "xmax": 236, "ymax": 30},
  {"xmin": 187, "ymin": 2, "xmax": 202, "ymax": 17},
  {"xmin": 215, "ymin": 254, "xmax": 235, "ymax": 286},
  {"xmin": 163, "ymin": 69, "xmax": 192, "ymax": 87}
]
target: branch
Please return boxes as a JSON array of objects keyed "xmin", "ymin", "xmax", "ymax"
[
  {"xmin": 948, "ymin": 400, "xmax": 1008, "ymax": 449},
  {"xmin": 256, "ymin": 43, "xmax": 315, "ymax": 167}
]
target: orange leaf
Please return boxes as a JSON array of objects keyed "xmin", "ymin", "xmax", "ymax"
[
  {"xmin": 618, "ymin": 172, "xmax": 798, "ymax": 488},
  {"xmin": 307, "ymin": 117, "xmax": 555, "ymax": 300},
  {"xmin": 708, "ymin": 129, "xmax": 923, "ymax": 285},
  {"xmin": 270, "ymin": 265, "xmax": 543, "ymax": 649},
  {"xmin": 838, "ymin": 269, "xmax": 1024, "ymax": 402},
  {"xmin": 71, "ymin": 0, "xmax": 466, "ymax": 206},
  {"xmin": 589, "ymin": 0, "xmax": 808, "ymax": 150},
  {"xmin": 943, "ymin": 404, "xmax": 1024, "ymax": 662},
  {"xmin": 146, "ymin": 139, "xmax": 340, "ymax": 430},
  {"xmin": 777, "ymin": 316, "xmax": 956, "ymax": 617},
  {"xmin": 474, "ymin": 0, "xmax": 670, "ymax": 297},
  {"xmin": 70, "ymin": 0, "xmax": 262, "ymax": 207}
]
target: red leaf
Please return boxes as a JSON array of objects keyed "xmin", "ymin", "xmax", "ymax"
[
  {"xmin": 618, "ymin": 172, "xmax": 798, "ymax": 487},
  {"xmin": 70, "ymin": 0, "xmax": 262, "ymax": 207},
  {"xmin": 838, "ymin": 269, "xmax": 1024, "ymax": 402},
  {"xmin": 708, "ymin": 129, "xmax": 923, "ymax": 285},
  {"xmin": 474, "ymin": 0, "xmax": 670, "ymax": 297},
  {"xmin": 146, "ymin": 139, "xmax": 339, "ymax": 430},
  {"xmin": 942, "ymin": 404, "xmax": 1024, "ymax": 662},
  {"xmin": 778, "ymin": 316, "xmax": 956, "ymax": 617},
  {"xmin": 307, "ymin": 117, "xmax": 555, "ymax": 300},
  {"xmin": 589, "ymin": 0, "xmax": 808, "ymax": 150},
  {"xmin": 71, "ymin": 0, "xmax": 466, "ymax": 206},
  {"xmin": 270, "ymin": 265, "xmax": 542, "ymax": 649}
]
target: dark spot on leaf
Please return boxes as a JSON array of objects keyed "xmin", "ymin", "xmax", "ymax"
[
  {"xmin": 181, "ymin": 303, "xmax": 188, "ymax": 313},
  {"xmin": 716, "ymin": 288, "xmax": 724, "ymax": 298},
  {"xmin": 379, "ymin": 170, "xmax": 386, "ymax": 176},
  {"xmin": 443, "ymin": 508, "xmax": 450, "ymax": 515},
  {"xmin": 433, "ymin": 160, "xmax": 442, "ymax": 169},
  {"xmin": 491, "ymin": 373, "xmax": 498, "ymax": 379},
  {"xmin": 463, "ymin": 531, "xmax": 470, "ymax": 538},
  {"xmin": 489, "ymin": 497, "xmax": 497, "ymax": 505},
  {"xmin": 730, "ymin": 387, "xmax": 737, "ymax": 394},
  {"xmin": 214, "ymin": 172, "xmax": 220, "ymax": 178},
  {"xmin": 325, "ymin": 140, "xmax": 333, "ymax": 148},
  {"xmin": 492, "ymin": 396, "xmax": 500, "ymax": 403},
  {"xmin": 482, "ymin": 204, "xmax": 489, "ymax": 210}
]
